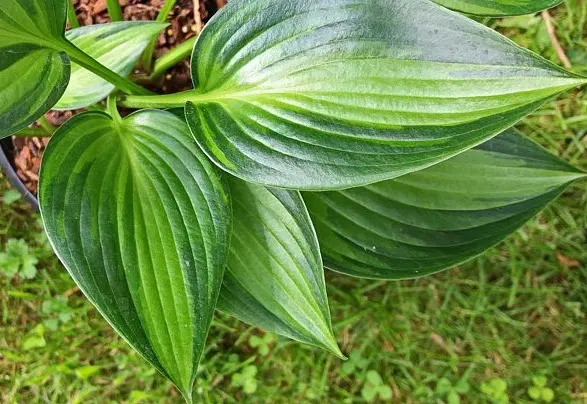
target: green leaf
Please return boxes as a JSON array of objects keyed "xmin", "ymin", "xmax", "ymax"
[
  {"xmin": 0, "ymin": 239, "xmax": 38, "ymax": 279},
  {"xmin": 3, "ymin": 189, "xmax": 22, "ymax": 205},
  {"xmin": 528, "ymin": 386, "xmax": 542, "ymax": 400},
  {"xmin": 38, "ymin": 110, "xmax": 232, "ymax": 399},
  {"xmin": 75, "ymin": 365, "xmax": 101, "ymax": 380},
  {"xmin": 434, "ymin": 0, "xmax": 562, "ymax": 16},
  {"xmin": 22, "ymin": 335, "xmax": 46, "ymax": 350},
  {"xmin": 366, "ymin": 370, "xmax": 383, "ymax": 386},
  {"xmin": 182, "ymin": 0, "xmax": 585, "ymax": 190},
  {"xmin": 447, "ymin": 390, "xmax": 461, "ymax": 404},
  {"xmin": 55, "ymin": 21, "xmax": 166, "ymax": 110},
  {"xmin": 361, "ymin": 386, "xmax": 377, "ymax": 403},
  {"xmin": 304, "ymin": 130, "xmax": 586, "ymax": 279},
  {"xmin": 532, "ymin": 375, "xmax": 548, "ymax": 388},
  {"xmin": 379, "ymin": 385, "xmax": 393, "ymax": 400},
  {"xmin": 216, "ymin": 180, "xmax": 342, "ymax": 357},
  {"xmin": 541, "ymin": 388, "xmax": 554, "ymax": 402},
  {"xmin": 0, "ymin": 0, "xmax": 70, "ymax": 139},
  {"xmin": 436, "ymin": 378, "xmax": 453, "ymax": 395}
]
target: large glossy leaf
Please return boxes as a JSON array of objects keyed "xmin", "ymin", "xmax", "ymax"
[
  {"xmin": 55, "ymin": 22, "xmax": 166, "ymax": 110},
  {"xmin": 182, "ymin": 0, "xmax": 586, "ymax": 190},
  {"xmin": 38, "ymin": 110, "xmax": 232, "ymax": 399},
  {"xmin": 434, "ymin": 0, "xmax": 562, "ymax": 16},
  {"xmin": 217, "ymin": 180, "xmax": 342, "ymax": 357},
  {"xmin": 304, "ymin": 130, "xmax": 586, "ymax": 280},
  {"xmin": 0, "ymin": 0, "xmax": 70, "ymax": 139}
]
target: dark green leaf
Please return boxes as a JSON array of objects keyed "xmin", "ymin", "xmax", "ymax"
[
  {"xmin": 217, "ymin": 180, "xmax": 342, "ymax": 357},
  {"xmin": 434, "ymin": 0, "xmax": 562, "ymax": 16},
  {"xmin": 0, "ymin": 0, "xmax": 70, "ymax": 139},
  {"xmin": 304, "ymin": 130, "xmax": 586, "ymax": 279},
  {"xmin": 38, "ymin": 110, "xmax": 232, "ymax": 399},
  {"xmin": 184, "ymin": 0, "xmax": 585, "ymax": 190},
  {"xmin": 55, "ymin": 21, "xmax": 166, "ymax": 110}
]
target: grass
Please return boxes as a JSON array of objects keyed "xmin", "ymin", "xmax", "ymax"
[{"xmin": 1, "ymin": 2, "xmax": 586, "ymax": 403}]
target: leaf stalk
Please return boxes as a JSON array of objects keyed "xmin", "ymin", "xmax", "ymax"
[{"xmin": 62, "ymin": 41, "xmax": 153, "ymax": 96}]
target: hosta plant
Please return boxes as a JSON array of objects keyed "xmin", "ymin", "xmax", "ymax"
[{"xmin": 1, "ymin": 0, "xmax": 585, "ymax": 400}]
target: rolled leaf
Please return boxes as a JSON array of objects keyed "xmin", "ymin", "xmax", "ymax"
[
  {"xmin": 434, "ymin": 0, "xmax": 562, "ymax": 16},
  {"xmin": 217, "ymin": 180, "xmax": 342, "ymax": 357},
  {"xmin": 304, "ymin": 130, "xmax": 586, "ymax": 280},
  {"xmin": 55, "ymin": 21, "xmax": 166, "ymax": 110},
  {"xmin": 184, "ymin": 0, "xmax": 586, "ymax": 190},
  {"xmin": 38, "ymin": 110, "xmax": 232, "ymax": 399},
  {"xmin": 0, "ymin": 0, "xmax": 70, "ymax": 139}
]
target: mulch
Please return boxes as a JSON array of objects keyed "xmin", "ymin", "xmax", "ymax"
[{"xmin": 10, "ymin": 0, "xmax": 226, "ymax": 195}]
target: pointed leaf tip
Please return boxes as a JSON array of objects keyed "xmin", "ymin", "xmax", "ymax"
[
  {"xmin": 304, "ymin": 129, "xmax": 585, "ymax": 280},
  {"xmin": 39, "ymin": 110, "xmax": 232, "ymax": 396},
  {"xmin": 217, "ymin": 180, "xmax": 342, "ymax": 357},
  {"xmin": 185, "ymin": 0, "xmax": 583, "ymax": 190}
]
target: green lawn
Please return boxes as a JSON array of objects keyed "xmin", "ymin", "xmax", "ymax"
[{"xmin": 1, "ymin": 2, "xmax": 586, "ymax": 403}]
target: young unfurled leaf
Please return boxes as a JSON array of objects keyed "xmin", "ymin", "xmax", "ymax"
[
  {"xmin": 55, "ymin": 22, "xmax": 166, "ymax": 110},
  {"xmin": 304, "ymin": 130, "xmax": 586, "ymax": 279},
  {"xmin": 182, "ymin": 0, "xmax": 585, "ymax": 190},
  {"xmin": 217, "ymin": 180, "xmax": 342, "ymax": 357},
  {"xmin": 434, "ymin": 0, "xmax": 562, "ymax": 16},
  {"xmin": 38, "ymin": 110, "xmax": 232, "ymax": 399},
  {"xmin": 0, "ymin": 0, "xmax": 70, "ymax": 139}
]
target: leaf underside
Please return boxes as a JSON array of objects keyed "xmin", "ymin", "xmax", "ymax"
[
  {"xmin": 433, "ymin": 0, "xmax": 562, "ymax": 16},
  {"xmin": 38, "ymin": 110, "xmax": 232, "ymax": 398},
  {"xmin": 0, "ymin": 0, "xmax": 70, "ymax": 139},
  {"xmin": 185, "ymin": 0, "xmax": 585, "ymax": 190},
  {"xmin": 304, "ymin": 129, "xmax": 586, "ymax": 280},
  {"xmin": 55, "ymin": 21, "xmax": 166, "ymax": 110},
  {"xmin": 217, "ymin": 180, "xmax": 342, "ymax": 357}
]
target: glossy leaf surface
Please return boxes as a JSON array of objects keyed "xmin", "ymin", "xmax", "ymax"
[
  {"xmin": 184, "ymin": 0, "xmax": 586, "ymax": 190},
  {"xmin": 38, "ymin": 110, "xmax": 232, "ymax": 399},
  {"xmin": 55, "ymin": 21, "xmax": 166, "ymax": 110},
  {"xmin": 434, "ymin": 0, "xmax": 562, "ymax": 16},
  {"xmin": 0, "ymin": 0, "xmax": 70, "ymax": 139},
  {"xmin": 217, "ymin": 180, "xmax": 341, "ymax": 357},
  {"xmin": 304, "ymin": 130, "xmax": 586, "ymax": 279}
]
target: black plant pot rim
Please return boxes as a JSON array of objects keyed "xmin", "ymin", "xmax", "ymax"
[{"xmin": 0, "ymin": 138, "xmax": 40, "ymax": 212}]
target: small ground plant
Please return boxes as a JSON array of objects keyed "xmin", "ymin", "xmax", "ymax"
[{"xmin": 0, "ymin": 0, "xmax": 585, "ymax": 401}]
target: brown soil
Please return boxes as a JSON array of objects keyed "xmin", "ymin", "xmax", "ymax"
[{"xmin": 10, "ymin": 0, "xmax": 226, "ymax": 195}]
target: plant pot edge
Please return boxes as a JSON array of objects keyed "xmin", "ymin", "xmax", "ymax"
[{"xmin": 0, "ymin": 138, "xmax": 40, "ymax": 212}]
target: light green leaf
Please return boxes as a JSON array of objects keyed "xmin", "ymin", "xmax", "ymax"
[
  {"xmin": 434, "ymin": 0, "xmax": 562, "ymax": 16},
  {"xmin": 217, "ymin": 180, "xmax": 342, "ymax": 357},
  {"xmin": 75, "ymin": 365, "xmax": 101, "ymax": 380},
  {"xmin": 447, "ymin": 390, "xmax": 461, "ymax": 404},
  {"xmin": 0, "ymin": 0, "xmax": 70, "ymax": 139},
  {"xmin": 55, "ymin": 21, "xmax": 166, "ymax": 110},
  {"xmin": 379, "ymin": 385, "xmax": 393, "ymax": 400},
  {"xmin": 3, "ymin": 189, "xmax": 22, "ymax": 205},
  {"xmin": 22, "ymin": 335, "xmax": 46, "ymax": 350},
  {"xmin": 181, "ymin": 0, "xmax": 585, "ymax": 190},
  {"xmin": 366, "ymin": 370, "xmax": 383, "ymax": 385},
  {"xmin": 304, "ymin": 130, "xmax": 586, "ymax": 279},
  {"xmin": 532, "ymin": 375, "xmax": 548, "ymax": 387},
  {"xmin": 38, "ymin": 110, "xmax": 232, "ymax": 399}
]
